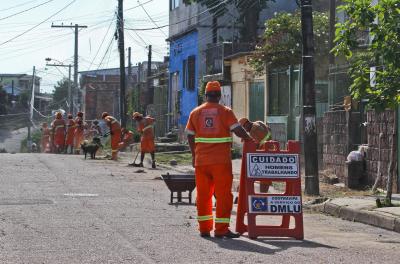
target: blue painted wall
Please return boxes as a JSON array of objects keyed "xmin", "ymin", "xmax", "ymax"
[{"xmin": 169, "ymin": 31, "xmax": 198, "ymax": 126}]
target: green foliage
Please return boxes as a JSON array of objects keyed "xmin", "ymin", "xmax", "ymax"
[
  {"xmin": 333, "ymin": 0, "xmax": 400, "ymax": 111},
  {"xmin": 52, "ymin": 78, "xmax": 70, "ymax": 106},
  {"xmin": 250, "ymin": 11, "xmax": 330, "ymax": 73},
  {"xmin": 197, "ymin": 80, "xmax": 206, "ymax": 105},
  {"xmin": 20, "ymin": 130, "xmax": 42, "ymax": 153}
]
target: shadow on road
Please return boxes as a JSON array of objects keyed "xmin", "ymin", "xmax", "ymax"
[{"xmin": 207, "ymin": 237, "xmax": 335, "ymax": 255}]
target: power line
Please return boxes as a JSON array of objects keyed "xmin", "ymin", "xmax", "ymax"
[
  {"xmin": 97, "ymin": 35, "xmax": 115, "ymax": 70},
  {"xmin": 0, "ymin": 0, "xmax": 40, "ymax": 12},
  {"xmin": 88, "ymin": 12, "xmax": 116, "ymax": 70},
  {"xmin": 125, "ymin": 0, "xmax": 228, "ymax": 32},
  {"xmin": 137, "ymin": 0, "xmax": 167, "ymax": 37},
  {"xmin": 0, "ymin": 0, "xmax": 77, "ymax": 47},
  {"xmin": 0, "ymin": 0, "xmax": 56, "ymax": 22}
]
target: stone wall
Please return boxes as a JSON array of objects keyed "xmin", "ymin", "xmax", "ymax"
[
  {"xmin": 365, "ymin": 110, "xmax": 397, "ymax": 191},
  {"xmin": 322, "ymin": 111, "xmax": 348, "ymax": 181}
]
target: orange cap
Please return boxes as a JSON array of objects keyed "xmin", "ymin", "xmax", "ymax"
[
  {"xmin": 205, "ymin": 81, "xmax": 221, "ymax": 93},
  {"xmin": 101, "ymin": 112, "xmax": 109, "ymax": 119}
]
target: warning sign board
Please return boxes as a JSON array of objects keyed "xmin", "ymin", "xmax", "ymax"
[
  {"xmin": 247, "ymin": 153, "xmax": 299, "ymax": 178},
  {"xmin": 249, "ymin": 196, "xmax": 302, "ymax": 214}
]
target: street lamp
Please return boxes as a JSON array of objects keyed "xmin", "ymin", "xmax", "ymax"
[{"xmin": 45, "ymin": 58, "xmax": 73, "ymax": 114}]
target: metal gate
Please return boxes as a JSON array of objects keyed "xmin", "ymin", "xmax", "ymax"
[{"xmin": 249, "ymin": 81, "xmax": 265, "ymax": 122}]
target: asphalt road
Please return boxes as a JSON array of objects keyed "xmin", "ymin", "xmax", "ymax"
[{"xmin": 0, "ymin": 153, "xmax": 400, "ymax": 264}]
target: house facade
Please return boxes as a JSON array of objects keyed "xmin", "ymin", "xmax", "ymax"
[
  {"xmin": 0, "ymin": 74, "xmax": 41, "ymax": 95},
  {"xmin": 168, "ymin": 0, "xmax": 297, "ymax": 137}
]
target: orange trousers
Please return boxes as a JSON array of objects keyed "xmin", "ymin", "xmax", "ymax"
[
  {"xmin": 195, "ymin": 163, "xmax": 233, "ymax": 235},
  {"xmin": 74, "ymin": 130, "xmax": 84, "ymax": 153},
  {"xmin": 111, "ymin": 129, "xmax": 121, "ymax": 160}
]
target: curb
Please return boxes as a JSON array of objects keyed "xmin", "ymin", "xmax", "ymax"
[{"xmin": 310, "ymin": 201, "xmax": 400, "ymax": 233}]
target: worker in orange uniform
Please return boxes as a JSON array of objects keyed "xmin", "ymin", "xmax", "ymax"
[
  {"xmin": 186, "ymin": 81, "xmax": 252, "ymax": 238},
  {"xmin": 239, "ymin": 117, "xmax": 273, "ymax": 192},
  {"xmin": 51, "ymin": 112, "xmax": 66, "ymax": 153},
  {"xmin": 132, "ymin": 112, "xmax": 156, "ymax": 168},
  {"xmin": 40, "ymin": 123, "xmax": 51, "ymax": 153},
  {"xmin": 102, "ymin": 112, "xmax": 121, "ymax": 160},
  {"xmin": 74, "ymin": 111, "xmax": 85, "ymax": 154},
  {"xmin": 65, "ymin": 114, "xmax": 75, "ymax": 154},
  {"xmin": 118, "ymin": 128, "xmax": 134, "ymax": 150}
]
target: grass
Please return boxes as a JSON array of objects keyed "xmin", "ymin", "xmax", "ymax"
[{"xmin": 156, "ymin": 152, "xmax": 192, "ymax": 166}]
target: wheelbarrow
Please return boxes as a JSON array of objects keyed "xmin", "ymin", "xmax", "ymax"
[{"xmin": 161, "ymin": 173, "xmax": 196, "ymax": 204}]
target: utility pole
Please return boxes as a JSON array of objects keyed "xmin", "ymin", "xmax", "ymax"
[
  {"xmin": 27, "ymin": 66, "xmax": 35, "ymax": 153},
  {"xmin": 117, "ymin": 0, "xmax": 126, "ymax": 128},
  {"xmin": 45, "ymin": 60, "xmax": 72, "ymax": 113},
  {"xmin": 300, "ymin": 0, "xmax": 319, "ymax": 195},
  {"xmin": 146, "ymin": 45, "xmax": 152, "ymax": 108},
  {"xmin": 128, "ymin": 47, "xmax": 132, "ymax": 89},
  {"xmin": 51, "ymin": 23, "xmax": 87, "ymax": 115}
]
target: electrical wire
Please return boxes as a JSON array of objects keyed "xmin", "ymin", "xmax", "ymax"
[
  {"xmin": 137, "ymin": 0, "xmax": 167, "ymax": 37},
  {"xmin": 96, "ymin": 35, "xmax": 115, "ymax": 70},
  {"xmin": 0, "ymin": 0, "xmax": 56, "ymax": 22},
  {"xmin": 0, "ymin": 0, "xmax": 40, "ymax": 12},
  {"xmin": 0, "ymin": 0, "xmax": 77, "ymax": 47},
  {"xmin": 87, "ymin": 12, "xmax": 117, "ymax": 70},
  {"xmin": 125, "ymin": 0, "xmax": 229, "ymax": 31}
]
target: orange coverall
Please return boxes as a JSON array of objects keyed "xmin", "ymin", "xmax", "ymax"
[
  {"xmin": 74, "ymin": 117, "xmax": 85, "ymax": 153},
  {"xmin": 138, "ymin": 117, "xmax": 155, "ymax": 153},
  {"xmin": 105, "ymin": 115, "xmax": 121, "ymax": 160},
  {"xmin": 65, "ymin": 119, "xmax": 76, "ymax": 147},
  {"xmin": 51, "ymin": 118, "xmax": 66, "ymax": 149},
  {"xmin": 41, "ymin": 127, "xmax": 50, "ymax": 153},
  {"xmin": 186, "ymin": 102, "xmax": 239, "ymax": 236}
]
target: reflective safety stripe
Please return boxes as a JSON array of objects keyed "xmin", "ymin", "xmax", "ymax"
[
  {"xmin": 111, "ymin": 149, "xmax": 118, "ymax": 153},
  {"xmin": 195, "ymin": 137, "xmax": 232, "ymax": 143},
  {"xmin": 197, "ymin": 215, "xmax": 213, "ymax": 221},
  {"xmin": 259, "ymin": 132, "xmax": 272, "ymax": 145},
  {"xmin": 55, "ymin": 125, "xmax": 65, "ymax": 129},
  {"xmin": 215, "ymin": 218, "xmax": 230, "ymax": 223}
]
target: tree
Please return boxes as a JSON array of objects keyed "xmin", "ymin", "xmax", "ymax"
[
  {"xmin": 333, "ymin": 0, "xmax": 399, "ymax": 204},
  {"xmin": 183, "ymin": 0, "xmax": 274, "ymax": 43},
  {"xmin": 250, "ymin": 11, "xmax": 330, "ymax": 73},
  {"xmin": 52, "ymin": 78, "xmax": 71, "ymax": 107}
]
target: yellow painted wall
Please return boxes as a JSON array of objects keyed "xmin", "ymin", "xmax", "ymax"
[{"xmin": 229, "ymin": 55, "xmax": 266, "ymax": 144}]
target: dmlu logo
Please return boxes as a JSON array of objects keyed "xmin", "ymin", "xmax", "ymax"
[{"xmin": 205, "ymin": 117, "xmax": 213, "ymax": 128}]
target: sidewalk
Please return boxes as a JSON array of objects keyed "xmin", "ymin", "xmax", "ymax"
[{"xmin": 308, "ymin": 196, "xmax": 400, "ymax": 233}]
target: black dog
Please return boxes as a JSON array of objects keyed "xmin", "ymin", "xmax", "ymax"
[{"xmin": 81, "ymin": 137, "xmax": 103, "ymax": 159}]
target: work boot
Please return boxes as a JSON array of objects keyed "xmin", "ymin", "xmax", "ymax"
[
  {"xmin": 200, "ymin": 232, "xmax": 210, "ymax": 238},
  {"xmin": 137, "ymin": 163, "xmax": 144, "ymax": 167},
  {"xmin": 151, "ymin": 160, "xmax": 156, "ymax": 169},
  {"xmin": 215, "ymin": 230, "xmax": 240, "ymax": 239}
]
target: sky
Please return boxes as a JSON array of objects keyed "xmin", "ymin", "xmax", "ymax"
[{"xmin": 0, "ymin": 0, "xmax": 169, "ymax": 93}]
